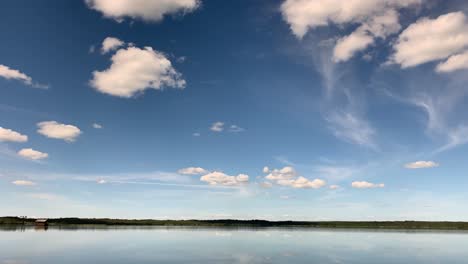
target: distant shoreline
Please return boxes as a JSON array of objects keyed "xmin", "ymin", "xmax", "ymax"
[{"xmin": 2, "ymin": 217, "xmax": 468, "ymax": 230}]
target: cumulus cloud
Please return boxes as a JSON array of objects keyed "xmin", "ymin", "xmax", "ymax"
[
  {"xmin": 0, "ymin": 127, "xmax": 28, "ymax": 142},
  {"xmin": 101, "ymin": 37, "xmax": 125, "ymax": 54},
  {"xmin": 281, "ymin": 0, "xmax": 420, "ymax": 61},
  {"xmin": 265, "ymin": 166, "xmax": 297, "ymax": 181},
  {"xmin": 404, "ymin": 161, "xmax": 439, "ymax": 169},
  {"xmin": 334, "ymin": 30, "xmax": 374, "ymax": 62},
  {"xmin": 90, "ymin": 45, "xmax": 185, "ymax": 98},
  {"xmin": 229, "ymin": 125, "xmax": 245, "ymax": 132},
  {"xmin": 37, "ymin": 121, "xmax": 82, "ymax": 142},
  {"xmin": 200, "ymin": 171, "xmax": 249, "ymax": 186},
  {"xmin": 97, "ymin": 179, "xmax": 107, "ymax": 184},
  {"xmin": 0, "ymin": 64, "xmax": 47, "ymax": 88},
  {"xmin": 264, "ymin": 166, "xmax": 326, "ymax": 189},
  {"xmin": 391, "ymin": 12, "xmax": 468, "ymax": 69},
  {"xmin": 436, "ymin": 50, "xmax": 468, "ymax": 73},
  {"xmin": 277, "ymin": 177, "xmax": 326, "ymax": 189},
  {"xmin": 178, "ymin": 167, "xmax": 208, "ymax": 175},
  {"xmin": 85, "ymin": 0, "xmax": 200, "ymax": 22},
  {"xmin": 12, "ymin": 180, "xmax": 36, "ymax": 186},
  {"xmin": 351, "ymin": 181, "xmax": 384, "ymax": 189},
  {"xmin": 92, "ymin": 123, "xmax": 103, "ymax": 129},
  {"xmin": 17, "ymin": 148, "xmax": 48, "ymax": 160},
  {"xmin": 210, "ymin": 122, "xmax": 224, "ymax": 132},
  {"xmin": 329, "ymin": 185, "xmax": 340, "ymax": 190},
  {"xmin": 334, "ymin": 10, "xmax": 401, "ymax": 62}
]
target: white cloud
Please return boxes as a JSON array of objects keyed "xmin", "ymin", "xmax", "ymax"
[
  {"xmin": 260, "ymin": 181, "xmax": 273, "ymax": 188},
  {"xmin": 101, "ymin": 37, "xmax": 125, "ymax": 54},
  {"xmin": 277, "ymin": 176, "xmax": 326, "ymax": 189},
  {"xmin": 12, "ymin": 180, "xmax": 36, "ymax": 186},
  {"xmin": 200, "ymin": 171, "xmax": 249, "ymax": 186},
  {"xmin": 281, "ymin": 0, "xmax": 419, "ymax": 39},
  {"xmin": 178, "ymin": 167, "xmax": 208, "ymax": 175},
  {"xmin": 37, "ymin": 121, "xmax": 81, "ymax": 142},
  {"xmin": 17, "ymin": 148, "xmax": 48, "ymax": 160},
  {"xmin": 326, "ymin": 111, "xmax": 377, "ymax": 149},
  {"xmin": 437, "ymin": 125, "xmax": 468, "ymax": 152},
  {"xmin": 351, "ymin": 181, "xmax": 384, "ymax": 189},
  {"xmin": 0, "ymin": 127, "xmax": 28, "ymax": 142},
  {"xmin": 192, "ymin": 132, "xmax": 200, "ymax": 137},
  {"xmin": 90, "ymin": 46, "xmax": 185, "ymax": 98},
  {"xmin": 229, "ymin": 125, "xmax": 245, "ymax": 132},
  {"xmin": 264, "ymin": 166, "xmax": 326, "ymax": 189},
  {"xmin": 333, "ymin": 30, "xmax": 374, "ymax": 62},
  {"xmin": 333, "ymin": 10, "xmax": 401, "ymax": 62},
  {"xmin": 436, "ymin": 50, "xmax": 468, "ymax": 73},
  {"xmin": 391, "ymin": 12, "xmax": 468, "ymax": 69},
  {"xmin": 97, "ymin": 179, "xmax": 107, "ymax": 184},
  {"xmin": 281, "ymin": 0, "xmax": 419, "ymax": 61},
  {"xmin": 265, "ymin": 166, "xmax": 297, "ymax": 181},
  {"xmin": 404, "ymin": 161, "xmax": 439, "ymax": 169},
  {"xmin": 85, "ymin": 0, "xmax": 200, "ymax": 22},
  {"xmin": 0, "ymin": 64, "xmax": 47, "ymax": 88},
  {"xmin": 329, "ymin": 185, "xmax": 340, "ymax": 190},
  {"xmin": 92, "ymin": 123, "xmax": 103, "ymax": 129},
  {"xmin": 262, "ymin": 166, "xmax": 270, "ymax": 173},
  {"xmin": 210, "ymin": 122, "xmax": 224, "ymax": 132}
]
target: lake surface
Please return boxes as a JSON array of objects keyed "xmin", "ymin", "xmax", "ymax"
[{"xmin": 1, "ymin": 227, "xmax": 468, "ymax": 263}]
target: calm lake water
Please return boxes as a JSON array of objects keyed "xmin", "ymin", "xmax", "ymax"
[{"xmin": 1, "ymin": 227, "xmax": 468, "ymax": 263}]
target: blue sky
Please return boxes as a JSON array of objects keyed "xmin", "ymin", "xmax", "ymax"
[{"xmin": 1, "ymin": 0, "xmax": 468, "ymax": 220}]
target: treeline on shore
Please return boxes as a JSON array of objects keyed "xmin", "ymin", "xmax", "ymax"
[{"xmin": 2, "ymin": 216, "xmax": 468, "ymax": 230}]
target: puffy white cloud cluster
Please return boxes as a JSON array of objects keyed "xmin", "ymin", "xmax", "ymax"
[
  {"xmin": 85, "ymin": 0, "xmax": 200, "ymax": 22},
  {"xmin": 37, "ymin": 121, "xmax": 81, "ymax": 142},
  {"xmin": 177, "ymin": 167, "xmax": 208, "ymax": 175},
  {"xmin": 0, "ymin": 127, "xmax": 28, "ymax": 142},
  {"xmin": 351, "ymin": 181, "xmax": 384, "ymax": 189},
  {"xmin": 90, "ymin": 38, "xmax": 185, "ymax": 98},
  {"xmin": 281, "ymin": 0, "xmax": 420, "ymax": 62},
  {"xmin": 101, "ymin": 37, "xmax": 125, "ymax": 54},
  {"xmin": 209, "ymin": 122, "xmax": 245, "ymax": 133},
  {"xmin": 391, "ymin": 12, "xmax": 468, "ymax": 72},
  {"xmin": 17, "ymin": 148, "xmax": 48, "ymax": 160},
  {"xmin": 210, "ymin": 122, "xmax": 224, "ymax": 132},
  {"xmin": 263, "ymin": 166, "xmax": 326, "ymax": 189},
  {"xmin": 200, "ymin": 171, "xmax": 249, "ymax": 186}
]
